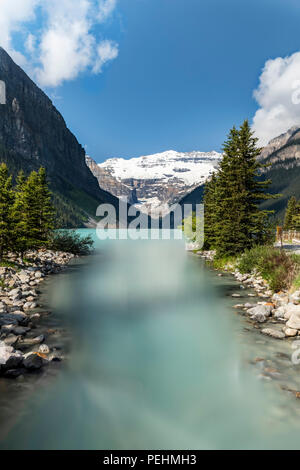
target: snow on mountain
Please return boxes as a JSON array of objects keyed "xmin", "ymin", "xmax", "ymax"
[
  {"xmin": 87, "ymin": 150, "xmax": 222, "ymax": 216},
  {"xmin": 98, "ymin": 150, "xmax": 221, "ymax": 185}
]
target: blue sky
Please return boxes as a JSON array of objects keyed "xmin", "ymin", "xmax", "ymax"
[{"xmin": 2, "ymin": 0, "xmax": 300, "ymax": 161}]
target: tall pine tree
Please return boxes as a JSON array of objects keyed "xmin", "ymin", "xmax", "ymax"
[
  {"xmin": 284, "ymin": 196, "xmax": 298, "ymax": 230},
  {"xmin": 0, "ymin": 163, "xmax": 14, "ymax": 260},
  {"xmin": 291, "ymin": 201, "xmax": 300, "ymax": 230},
  {"xmin": 21, "ymin": 168, "xmax": 55, "ymax": 250},
  {"xmin": 204, "ymin": 120, "xmax": 275, "ymax": 257},
  {"xmin": 203, "ymin": 173, "xmax": 219, "ymax": 249},
  {"xmin": 11, "ymin": 170, "xmax": 29, "ymax": 259}
]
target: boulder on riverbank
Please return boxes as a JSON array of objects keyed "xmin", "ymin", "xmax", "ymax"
[
  {"xmin": 247, "ymin": 305, "xmax": 272, "ymax": 323},
  {"xmin": 286, "ymin": 305, "xmax": 300, "ymax": 330},
  {"xmin": 0, "ymin": 250, "xmax": 74, "ymax": 378},
  {"xmin": 229, "ymin": 266, "xmax": 300, "ymax": 340},
  {"xmin": 261, "ymin": 328, "xmax": 285, "ymax": 339}
]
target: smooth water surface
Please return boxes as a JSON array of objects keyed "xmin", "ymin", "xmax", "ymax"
[{"xmin": 1, "ymin": 231, "xmax": 300, "ymax": 449}]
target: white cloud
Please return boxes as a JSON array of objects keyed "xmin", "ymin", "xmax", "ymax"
[
  {"xmin": 252, "ymin": 51, "xmax": 300, "ymax": 145},
  {"xmin": 93, "ymin": 40, "xmax": 118, "ymax": 73},
  {"xmin": 97, "ymin": 0, "xmax": 117, "ymax": 22},
  {"xmin": 25, "ymin": 33, "xmax": 37, "ymax": 55},
  {"xmin": 0, "ymin": 0, "xmax": 39, "ymax": 65},
  {"xmin": 0, "ymin": 0, "xmax": 118, "ymax": 87}
]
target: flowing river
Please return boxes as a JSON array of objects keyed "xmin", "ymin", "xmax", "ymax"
[{"xmin": 1, "ymin": 230, "xmax": 300, "ymax": 449}]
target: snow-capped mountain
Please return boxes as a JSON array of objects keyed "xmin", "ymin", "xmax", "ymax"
[{"xmin": 86, "ymin": 150, "xmax": 222, "ymax": 216}]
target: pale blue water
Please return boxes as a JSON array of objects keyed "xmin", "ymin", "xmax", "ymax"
[{"xmin": 1, "ymin": 230, "xmax": 300, "ymax": 449}]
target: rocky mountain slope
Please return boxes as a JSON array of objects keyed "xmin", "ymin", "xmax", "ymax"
[
  {"xmin": 87, "ymin": 150, "xmax": 221, "ymax": 216},
  {"xmin": 0, "ymin": 47, "xmax": 120, "ymax": 227},
  {"xmin": 258, "ymin": 126, "xmax": 300, "ymax": 218},
  {"xmin": 169, "ymin": 126, "xmax": 300, "ymax": 222}
]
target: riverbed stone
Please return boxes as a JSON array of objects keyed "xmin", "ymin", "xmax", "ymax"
[
  {"xmin": 38, "ymin": 344, "xmax": 50, "ymax": 354},
  {"xmin": 23, "ymin": 353, "xmax": 44, "ymax": 370},
  {"xmin": 291, "ymin": 291, "xmax": 300, "ymax": 304},
  {"xmin": 261, "ymin": 328, "xmax": 285, "ymax": 339},
  {"xmin": 286, "ymin": 305, "xmax": 300, "ymax": 330},
  {"xmin": 17, "ymin": 271, "xmax": 30, "ymax": 283},
  {"xmin": 0, "ymin": 342, "xmax": 14, "ymax": 364},
  {"xmin": 29, "ymin": 313, "xmax": 40, "ymax": 321},
  {"xmin": 247, "ymin": 305, "xmax": 272, "ymax": 323},
  {"xmin": 48, "ymin": 351, "xmax": 63, "ymax": 362},
  {"xmin": 0, "ymin": 302, "xmax": 7, "ymax": 313},
  {"xmin": 0, "ymin": 313, "xmax": 26, "ymax": 326},
  {"xmin": 3, "ymin": 368, "xmax": 26, "ymax": 378},
  {"xmin": 273, "ymin": 306, "xmax": 286, "ymax": 320},
  {"xmin": 285, "ymin": 328, "xmax": 298, "ymax": 337},
  {"xmin": 23, "ymin": 301, "xmax": 37, "ymax": 310},
  {"xmin": 13, "ymin": 326, "xmax": 30, "ymax": 335},
  {"xmin": 284, "ymin": 303, "xmax": 299, "ymax": 320},
  {"xmin": 0, "ymin": 341, "xmax": 23, "ymax": 369},
  {"xmin": 1, "ymin": 324, "xmax": 14, "ymax": 334},
  {"xmin": 17, "ymin": 334, "xmax": 44, "ymax": 348},
  {"xmin": 3, "ymin": 334, "xmax": 19, "ymax": 346},
  {"xmin": 3, "ymin": 352, "xmax": 23, "ymax": 370},
  {"xmin": 9, "ymin": 288, "xmax": 22, "ymax": 299}
]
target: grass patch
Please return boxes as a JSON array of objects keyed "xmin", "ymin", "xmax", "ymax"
[
  {"xmin": 0, "ymin": 260, "xmax": 20, "ymax": 269},
  {"xmin": 213, "ymin": 255, "xmax": 237, "ymax": 271},
  {"xmin": 292, "ymin": 270, "xmax": 300, "ymax": 291},
  {"xmin": 237, "ymin": 246, "xmax": 300, "ymax": 292},
  {"xmin": 49, "ymin": 230, "xmax": 94, "ymax": 256}
]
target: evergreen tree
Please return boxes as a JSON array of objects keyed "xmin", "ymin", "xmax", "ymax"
[
  {"xmin": 37, "ymin": 167, "xmax": 56, "ymax": 240},
  {"xmin": 284, "ymin": 196, "xmax": 298, "ymax": 230},
  {"xmin": 21, "ymin": 168, "xmax": 55, "ymax": 250},
  {"xmin": 0, "ymin": 163, "xmax": 14, "ymax": 260},
  {"xmin": 11, "ymin": 170, "xmax": 29, "ymax": 259},
  {"xmin": 203, "ymin": 173, "xmax": 219, "ymax": 249},
  {"xmin": 203, "ymin": 120, "xmax": 275, "ymax": 257},
  {"xmin": 291, "ymin": 201, "xmax": 300, "ymax": 230}
]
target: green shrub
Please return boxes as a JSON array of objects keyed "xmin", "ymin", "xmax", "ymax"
[
  {"xmin": 49, "ymin": 230, "xmax": 94, "ymax": 256},
  {"xmin": 213, "ymin": 255, "xmax": 237, "ymax": 271},
  {"xmin": 238, "ymin": 246, "xmax": 300, "ymax": 292},
  {"xmin": 293, "ymin": 273, "xmax": 300, "ymax": 290}
]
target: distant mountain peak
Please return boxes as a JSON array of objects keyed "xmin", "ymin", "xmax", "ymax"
[
  {"xmin": 87, "ymin": 149, "xmax": 222, "ymax": 216},
  {"xmin": 260, "ymin": 126, "xmax": 300, "ymax": 163}
]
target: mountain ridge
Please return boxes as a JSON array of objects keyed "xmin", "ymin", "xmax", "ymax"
[
  {"xmin": 0, "ymin": 47, "xmax": 120, "ymax": 227},
  {"xmin": 87, "ymin": 149, "xmax": 222, "ymax": 216},
  {"xmin": 180, "ymin": 125, "xmax": 300, "ymax": 221}
]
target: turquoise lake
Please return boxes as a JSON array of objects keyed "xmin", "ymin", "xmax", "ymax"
[{"xmin": 1, "ymin": 230, "xmax": 300, "ymax": 449}]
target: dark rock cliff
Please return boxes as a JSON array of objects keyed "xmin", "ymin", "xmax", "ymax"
[{"xmin": 0, "ymin": 47, "xmax": 119, "ymax": 227}]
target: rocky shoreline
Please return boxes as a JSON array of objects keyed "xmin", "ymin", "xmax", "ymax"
[
  {"xmin": 200, "ymin": 250, "xmax": 300, "ymax": 341},
  {"xmin": 0, "ymin": 250, "xmax": 74, "ymax": 379}
]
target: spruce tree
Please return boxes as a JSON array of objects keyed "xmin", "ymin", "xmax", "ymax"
[
  {"xmin": 203, "ymin": 120, "xmax": 275, "ymax": 257},
  {"xmin": 0, "ymin": 163, "xmax": 14, "ymax": 260},
  {"xmin": 21, "ymin": 168, "xmax": 55, "ymax": 250},
  {"xmin": 284, "ymin": 196, "xmax": 297, "ymax": 230},
  {"xmin": 37, "ymin": 167, "xmax": 56, "ymax": 241},
  {"xmin": 11, "ymin": 170, "xmax": 29, "ymax": 260},
  {"xmin": 203, "ymin": 173, "xmax": 219, "ymax": 249},
  {"xmin": 291, "ymin": 201, "xmax": 300, "ymax": 230}
]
